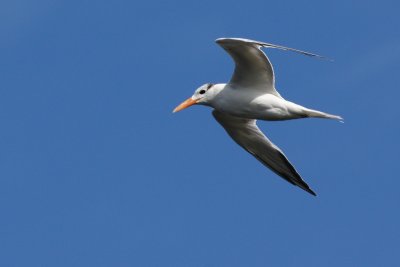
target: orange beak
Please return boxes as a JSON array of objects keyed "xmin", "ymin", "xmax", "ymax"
[{"xmin": 173, "ymin": 97, "xmax": 197, "ymax": 113}]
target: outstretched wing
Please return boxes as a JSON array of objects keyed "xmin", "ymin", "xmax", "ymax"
[
  {"xmin": 216, "ymin": 38, "xmax": 327, "ymax": 97},
  {"xmin": 212, "ymin": 110, "xmax": 316, "ymax": 196}
]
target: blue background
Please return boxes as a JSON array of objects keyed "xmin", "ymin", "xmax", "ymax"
[{"xmin": 1, "ymin": 0, "xmax": 399, "ymax": 266}]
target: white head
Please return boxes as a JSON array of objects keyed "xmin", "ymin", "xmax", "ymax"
[{"xmin": 173, "ymin": 83, "xmax": 221, "ymax": 113}]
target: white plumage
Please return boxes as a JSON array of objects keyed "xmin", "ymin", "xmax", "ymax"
[{"xmin": 174, "ymin": 38, "xmax": 342, "ymax": 196}]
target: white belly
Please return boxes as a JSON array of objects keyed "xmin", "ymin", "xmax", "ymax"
[{"xmin": 212, "ymin": 90, "xmax": 305, "ymax": 121}]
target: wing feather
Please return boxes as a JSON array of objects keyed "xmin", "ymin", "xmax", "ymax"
[
  {"xmin": 212, "ymin": 110, "xmax": 316, "ymax": 196},
  {"xmin": 216, "ymin": 38, "xmax": 328, "ymax": 97},
  {"xmin": 216, "ymin": 38, "xmax": 278, "ymax": 95}
]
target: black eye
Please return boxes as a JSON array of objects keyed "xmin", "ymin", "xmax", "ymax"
[{"xmin": 199, "ymin": 90, "xmax": 206, "ymax": 94}]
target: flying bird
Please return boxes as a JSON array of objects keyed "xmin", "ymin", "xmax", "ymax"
[{"xmin": 173, "ymin": 38, "xmax": 342, "ymax": 196}]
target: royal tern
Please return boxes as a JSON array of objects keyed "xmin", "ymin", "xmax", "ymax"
[{"xmin": 173, "ymin": 38, "xmax": 342, "ymax": 196}]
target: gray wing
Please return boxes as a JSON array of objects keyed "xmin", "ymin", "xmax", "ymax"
[
  {"xmin": 213, "ymin": 110, "xmax": 316, "ymax": 196},
  {"xmin": 216, "ymin": 38, "xmax": 327, "ymax": 97}
]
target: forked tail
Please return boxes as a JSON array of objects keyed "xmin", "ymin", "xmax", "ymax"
[{"xmin": 305, "ymin": 108, "xmax": 343, "ymax": 121}]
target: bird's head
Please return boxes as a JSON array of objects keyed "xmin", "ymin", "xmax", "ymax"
[{"xmin": 173, "ymin": 83, "xmax": 217, "ymax": 113}]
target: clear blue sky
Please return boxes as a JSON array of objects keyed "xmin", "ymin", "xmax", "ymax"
[{"xmin": 1, "ymin": 0, "xmax": 399, "ymax": 266}]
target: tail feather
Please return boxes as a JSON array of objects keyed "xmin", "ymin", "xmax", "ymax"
[{"xmin": 305, "ymin": 109, "xmax": 343, "ymax": 121}]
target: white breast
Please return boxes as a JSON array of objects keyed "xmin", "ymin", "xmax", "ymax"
[{"xmin": 211, "ymin": 86, "xmax": 296, "ymax": 120}]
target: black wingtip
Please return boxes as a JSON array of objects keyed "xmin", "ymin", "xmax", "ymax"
[
  {"xmin": 303, "ymin": 187, "xmax": 317, "ymax": 196},
  {"xmin": 309, "ymin": 190, "xmax": 317, "ymax": 197},
  {"xmin": 310, "ymin": 54, "xmax": 334, "ymax": 62}
]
